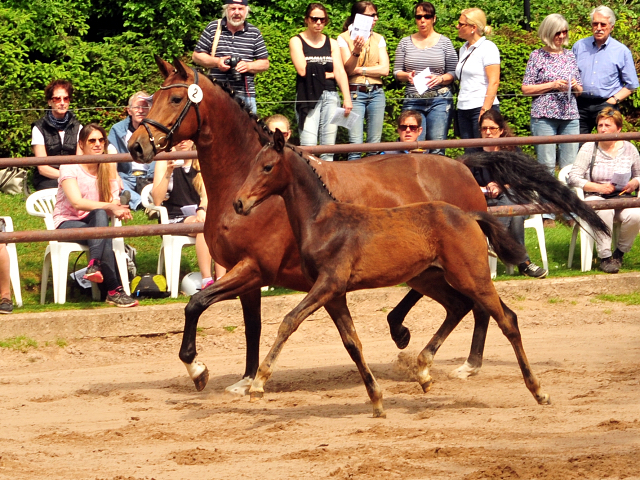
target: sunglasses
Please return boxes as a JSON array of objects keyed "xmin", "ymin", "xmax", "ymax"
[
  {"xmin": 51, "ymin": 96, "xmax": 70, "ymax": 103},
  {"xmin": 456, "ymin": 22, "xmax": 472, "ymax": 28},
  {"xmin": 554, "ymin": 30, "xmax": 568, "ymax": 36},
  {"xmin": 415, "ymin": 14, "xmax": 434, "ymax": 20},
  {"xmin": 87, "ymin": 137, "xmax": 105, "ymax": 145},
  {"xmin": 309, "ymin": 16, "xmax": 327, "ymax": 23},
  {"xmin": 362, "ymin": 13, "xmax": 378, "ymax": 18},
  {"xmin": 398, "ymin": 124, "xmax": 419, "ymax": 132},
  {"xmin": 480, "ymin": 126, "xmax": 500, "ymax": 133},
  {"xmin": 592, "ymin": 22, "xmax": 608, "ymax": 28}
]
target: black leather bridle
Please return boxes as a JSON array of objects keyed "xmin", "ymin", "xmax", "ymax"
[{"xmin": 141, "ymin": 67, "xmax": 203, "ymax": 155}]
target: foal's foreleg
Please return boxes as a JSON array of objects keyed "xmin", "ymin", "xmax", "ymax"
[
  {"xmin": 249, "ymin": 279, "xmax": 338, "ymax": 400},
  {"xmin": 325, "ymin": 296, "xmax": 385, "ymax": 418}
]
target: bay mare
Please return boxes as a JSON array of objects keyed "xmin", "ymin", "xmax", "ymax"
[
  {"xmin": 233, "ymin": 130, "xmax": 550, "ymax": 417},
  {"xmin": 128, "ymin": 57, "xmax": 608, "ymax": 394}
]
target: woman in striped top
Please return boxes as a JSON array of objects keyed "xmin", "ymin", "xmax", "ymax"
[{"xmin": 393, "ymin": 2, "xmax": 457, "ymax": 156}]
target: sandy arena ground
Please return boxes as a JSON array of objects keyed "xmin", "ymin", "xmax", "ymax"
[{"xmin": 1, "ymin": 274, "xmax": 639, "ymax": 480}]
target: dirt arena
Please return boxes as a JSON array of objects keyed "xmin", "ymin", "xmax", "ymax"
[{"xmin": 1, "ymin": 274, "xmax": 639, "ymax": 480}]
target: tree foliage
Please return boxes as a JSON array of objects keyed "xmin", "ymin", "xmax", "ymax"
[{"xmin": 0, "ymin": 0, "xmax": 638, "ymax": 158}]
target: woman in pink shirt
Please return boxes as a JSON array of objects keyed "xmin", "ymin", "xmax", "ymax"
[{"xmin": 53, "ymin": 123, "xmax": 138, "ymax": 307}]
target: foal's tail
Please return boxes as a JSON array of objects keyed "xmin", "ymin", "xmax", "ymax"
[
  {"xmin": 461, "ymin": 151, "xmax": 610, "ymax": 236},
  {"xmin": 472, "ymin": 212, "xmax": 527, "ymax": 266}
]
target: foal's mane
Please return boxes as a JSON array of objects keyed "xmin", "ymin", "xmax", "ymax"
[{"xmin": 282, "ymin": 143, "xmax": 338, "ymax": 202}]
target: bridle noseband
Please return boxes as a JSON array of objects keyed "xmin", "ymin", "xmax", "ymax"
[{"xmin": 141, "ymin": 67, "xmax": 203, "ymax": 155}]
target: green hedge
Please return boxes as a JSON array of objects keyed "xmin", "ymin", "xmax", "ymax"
[{"xmin": 1, "ymin": 0, "xmax": 638, "ymax": 159}]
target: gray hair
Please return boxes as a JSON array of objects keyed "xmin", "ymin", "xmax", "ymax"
[
  {"xmin": 590, "ymin": 5, "xmax": 616, "ymax": 26},
  {"xmin": 128, "ymin": 91, "xmax": 151, "ymax": 107},
  {"xmin": 538, "ymin": 14, "xmax": 569, "ymax": 49},
  {"xmin": 222, "ymin": 4, "xmax": 251, "ymax": 18}
]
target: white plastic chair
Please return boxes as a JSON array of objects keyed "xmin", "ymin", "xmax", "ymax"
[
  {"xmin": 558, "ymin": 165, "xmax": 620, "ymax": 272},
  {"xmin": 489, "ymin": 214, "xmax": 548, "ymax": 279},
  {"xmin": 0, "ymin": 216, "xmax": 23, "ymax": 307},
  {"xmin": 141, "ymin": 184, "xmax": 196, "ymax": 298},
  {"xmin": 26, "ymin": 189, "xmax": 130, "ymax": 304}
]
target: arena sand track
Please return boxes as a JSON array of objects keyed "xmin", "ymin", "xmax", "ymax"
[{"xmin": 1, "ymin": 275, "xmax": 639, "ymax": 480}]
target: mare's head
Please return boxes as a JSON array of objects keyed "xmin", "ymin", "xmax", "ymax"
[
  {"xmin": 128, "ymin": 56, "xmax": 204, "ymax": 164},
  {"xmin": 234, "ymin": 129, "xmax": 290, "ymax": 216}
]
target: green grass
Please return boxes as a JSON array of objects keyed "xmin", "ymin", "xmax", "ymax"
[
  {"xmin": 0, "ymin": 335, "xmax": 38, "ymax": 352},
  {"xmin": 4, "ymin": 190, "xmax": 640, "ymax": 312},
  {"xmin": 597, "ymin": 291, "xmax": 640, "ymax": 305}
]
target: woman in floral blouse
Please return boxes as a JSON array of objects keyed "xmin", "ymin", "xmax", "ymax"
[{"xmin": 522, "ymin": 13, "xmax": 582, "ymax": 226}]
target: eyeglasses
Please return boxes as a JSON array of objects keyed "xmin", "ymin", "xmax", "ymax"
[
  {"xmin": 456, "ymin": 22, "xmax": 472, "ymax": 28},
  {"xmin": 130, "ymin": 105, "xmax": 150, "ymax": 111},
  {"xmin": 554, "ymin": 30, "xmax": 568, "ymax": 36},
  {"xmin": 415, "ymin": 14, "xmax": 434, "ymax": 20},
  {"xmin": 398, "ymin": 124, "xmax": 419, "ymax": 132},
  {"xmin": 87, "ymin": 137, "xmax": 105, "ymax": 145},
  {"xmin": 51, "ymin": 96, "xmax": 70, "ymax": 103},
  {"xmin": 309, "ymin": 16, "xmax": 327, "ymax": 23},
  {"xmin": 480, "ymin": 126, "xmax": 500, "ymax": 133},
  {"xmin": 592, "ymin": 22, "xmax": 608, "ymax": 28}
]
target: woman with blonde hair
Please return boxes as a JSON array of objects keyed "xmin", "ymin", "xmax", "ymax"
[
  {"xmin": 454, "ymin": 8, "xmax": 500, "ymax": 153},
  {"xmin": 54, "ymin": 123, "xmax": 138, "ymax": 307},
  {"xmin": 152, "ymin": 140, "xmax": 225, "ymax": 291}
]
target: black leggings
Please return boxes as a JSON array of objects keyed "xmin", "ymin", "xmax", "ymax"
[{"xmin": 57, "ymin": 209, "xmax": 121, "ymax": 291}]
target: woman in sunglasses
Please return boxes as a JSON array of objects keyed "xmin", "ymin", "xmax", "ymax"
[
  {"xmin": 522, "ymin": 14, "xmax": 583, "ymax": 228},
  {"xmin": 471, "ymin": 110, "xmax": 548, "ymax": 278},
  {"xmin": 393, "ymin": 2, "xmax": 457, "ymax": 156},
  {"xmin": 339, "ymin": 1, "xmax": 389, "ymax": 160},
  {"xmin": 31, "ymin": 79, "xmax": 83, "ymax": 191},
  {"xmin": 53, "ymin": 124, "xmax": 138, "ymax": 307},
  {"xmin": 290, "ymin": 3, "xmax": 352, "ymax": 161},
  {"xmin": 454, "ymin": 8, "xmax": 500, "ymax": 154}
]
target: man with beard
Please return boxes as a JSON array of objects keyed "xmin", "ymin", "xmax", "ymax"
[{"xmin": 192, "ymin": 0, "xmax": 269, "ymax": 114}]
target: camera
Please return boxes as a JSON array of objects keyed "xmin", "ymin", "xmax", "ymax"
[{"xmin": 224, "ymin": 56, "xmax": 243, "ymax": 83}]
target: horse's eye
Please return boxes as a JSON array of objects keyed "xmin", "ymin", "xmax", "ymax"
[
  {"xmin": 263, "ymin": 164, "xmax": 273, "ymax": 173},
  {"xmin": 171, "ymin": 96, "xmax": 182, "ymax": 104}
]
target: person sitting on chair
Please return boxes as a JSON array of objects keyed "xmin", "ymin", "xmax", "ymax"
[
  {"xmin": 471, "ymin": 109, "xmax": 548, "ymax": 278},
  {"xmin": 54, "ymin": 123, "xmax": 138, "ymax": 307},
  {"xmin": 382, "ymin": 110, "xmax": 427, "ymax": 154},
  {"xmin": 152, "ymin": 139, "xmax": 226, "ymax": 291}
]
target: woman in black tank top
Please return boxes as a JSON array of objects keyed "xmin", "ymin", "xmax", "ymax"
[
  {"xmin": 289, "ymin": 3, "xmax": 352, "ymax": 161},
  {"xmin": 151, "ymin": 140, "xmax": 226, "ymax": 290}
]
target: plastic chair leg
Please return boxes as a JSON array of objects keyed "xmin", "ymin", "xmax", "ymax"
[
  {"xmin": 580, "ymin": 225, "xmax": 595, "ymax": 272},
  {"xmin": 488, "ymin": 255, "xmax": 497, "ymax": 279},
  {"xmin": 170, "ymin": 242, "xmax": 183, "ymax": 299},
  {"xmin": 7, "ymin": 243, "xmax": 22, "ymax": 307},
  {"xmin": 112, "ymin": 237, "xmax": 131, "ymax": 295},
  {"xmin": 568, "ymin": 225, "xmax": 580, "ymax": 269}
]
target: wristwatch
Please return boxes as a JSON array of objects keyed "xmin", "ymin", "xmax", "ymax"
[{"xmin": 612, "ymin": 96, "xmax": 620, "ymax": 104}]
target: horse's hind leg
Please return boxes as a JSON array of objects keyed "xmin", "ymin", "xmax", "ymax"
[
  {"xmin": 450, "ymin": 306, "xmax": 490, "ymax": 379},
  {"xmin": 325, "ymin": 296, "xmax": 385, "ymax": 418}
]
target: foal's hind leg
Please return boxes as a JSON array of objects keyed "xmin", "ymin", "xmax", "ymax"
[
  {"xmin": 450, "ymin": 306, "xmax": 490, "ymax": 379},
  {"xmin": 387, "ymin": 288, "xmax": 422, "ymax": 349},
  {"xmin": 325, "ymin": 296, "xmax": 385, "ymax": 418}
]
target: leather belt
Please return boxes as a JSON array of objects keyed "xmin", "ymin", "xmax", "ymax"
[
  {"xmin": 349, "ymin": 84, "xmax": 382, "ymax": 93},
  {"xmin": 408, "ymin": 87, "xmax": 450, "ymax": 99}
]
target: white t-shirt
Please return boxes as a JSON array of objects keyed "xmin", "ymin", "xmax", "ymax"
[
  {"xmin": 455, "ymin": 37, "xmax": 500, "ymax": 110},
  {"xmin": 31, "ymin": 125, "xmax": 82, "ymax": 146}
]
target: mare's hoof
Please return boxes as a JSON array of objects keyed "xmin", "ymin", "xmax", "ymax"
[
  {"xmin": 537, "ymin": 393, "xmax": 551, "ymax": 405},
  {"xmin": 193, "ymin": 367, "xmax": 209, "ymax": 392},
  {"xmin": 224, "ymin": 377, "xmax": 252, "ymax": 396},
  {"xmin": 249, "ymin": 390, "xmax": 264, "ymax": 402},
  {"xmin": 373, "ymin": 408, "xmax": 387, "ymax": 419},
  {"xmin": 420, "ymin": 379, "xmax": 433, "ymax": 393},
  {"xmin": 392, "ymin": 326, "xmax": 411, "ymax": 350},
  {"xmin": 449, "ymin": 361, "xmax": 481, "ymax": 380}
]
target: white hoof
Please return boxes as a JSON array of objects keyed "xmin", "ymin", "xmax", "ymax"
[
  {"xmin": 225, "ymin": 377, "xmax": 253, "ymax": 396},
  {"xmin": 449, "ymin": 361, "xmax": 480, "ymax": 380},
  {"xmin": 183, "ymin": 360, "xmax": 209, "ymax": 391}
]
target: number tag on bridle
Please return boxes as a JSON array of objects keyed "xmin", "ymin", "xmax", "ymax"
[{"xmin": 188, "ymin": 84, "xmax": 203, "ymax": 104}]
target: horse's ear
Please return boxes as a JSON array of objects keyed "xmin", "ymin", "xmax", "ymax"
[
  {"xmin": 155, "ymin": 55, "xmax": 173, "ymax": 79},
  {"xmin": 274, "ymin": 129, "xmax": 285, "ymax": 153},
  {"xmin": 172, "ymin": 58, "xmax": 188, "ymax": 80}
]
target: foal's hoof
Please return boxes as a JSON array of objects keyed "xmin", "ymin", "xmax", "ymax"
[
  {"xmin": 372, "ymin": 407, "xmax": 387, "ymax": 419},
  {"xmin": 193, "ymin": 367, "xmax": 209, "ymax": 392},
  {"xmin": 449, "ymin": 361, "xmax": 481, "ymax": 380},
  {"xmin": 537, "ymin": 392, "xmax": 551, "ymax": 405},
  {"xmin": 183, "ymin": 360, "xmax": 209, "ymax": 392},
  {"xmin": 420, "ymin": 379, "xmax": 434, "ymax": 393},
  {"xmin": 224, "ymin": 377, "xmax": 252, "ymax": 396},
  {"xmin": 391, "ymin": 326, "xmax": 411, "ymax": 350},
  {"xmin": 249, "ymin": 390, "xmax": 264, "ymax": 402}
]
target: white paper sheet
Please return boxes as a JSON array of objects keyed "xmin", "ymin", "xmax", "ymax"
[
  {"xmin": 611, "ymin": 172, "xmax": 631, "ymax": 191},
  {"xmin": 71, "ymin": 268, "xmax": 92, "ymax": 289},
  {"xmin": 350, "ymin": 14, "xmax": 373, "ymax": 40},
  {"xmin": 567, "ymin": 73, "xmax": 572, "ymax": 102},
  {"xmin": 412, "ymin": 67, "xmax": 432, "ymax": 95},
  {"xmin": 180, "ymin": 204, "xmax": 198, "ymax": 217},
  {"xmin": 329, "ymin": 108, "xmax": 360, "ymax": 130}
]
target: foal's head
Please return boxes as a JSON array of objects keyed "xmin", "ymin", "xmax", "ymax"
[{"xmin": 234, "ymin": 129, "xmax": 291, "ymax": 216}]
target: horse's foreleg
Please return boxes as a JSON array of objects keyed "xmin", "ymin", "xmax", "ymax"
[
  {"xmin": 386, "ymin": 288, "xmax": 422, "ymax": 349},
  {"xmin": 180, "ymin": 259, "xmax": 263, "ymax": 392},
  {"xmin": 223, "ymin": 289, "xmax": 263, "ymax": 396},
  {"xmin": 450, "ymin": 306, "xmax": 490, "ymax": 379},
  {"xmin": 325, "ymin": 296, "xmax": 385, "ymax": 418},
  {"xmin": 250, "ymin": 278, "xmax": 338, "ymax": 401}
]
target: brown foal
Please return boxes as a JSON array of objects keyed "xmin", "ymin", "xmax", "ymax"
[{"xmin": 234, "ymin": 130, "xmax": 551, "ymax": 417}]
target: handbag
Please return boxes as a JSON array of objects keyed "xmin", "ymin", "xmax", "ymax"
[{"xmin": 0, "ymin": 167, "xmax": 29, "ymax": 196}]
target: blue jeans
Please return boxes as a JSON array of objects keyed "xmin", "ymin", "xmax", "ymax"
[
  {"xmin": 298, "ymin": 90, "xmax": 340, "ymax": 161},
  {"xmin": 347, "ymin": 87, "xmax": 386, "ymax": 160},
  {"xmin": 457, "ymin": 105, "xmax": 500, "ymax": 154},
  {"xmin": 402, "ymin": 90, "xmax": 453, "ymax": 156},
  {"xmin": 119, "ymin": 161, "xmax": 156, "ymax": 211},
  {"xmin": 531, "ymin": 117, "xmax": 579, "ymax": 220},
  {"xmin": 237, "ymin": 93, "xmax": 257, "ymax": 114}
]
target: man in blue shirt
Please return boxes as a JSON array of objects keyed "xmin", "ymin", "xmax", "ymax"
[{"xmin": 572, "ymin": 6, "xmax": 639, "ymax": 134}]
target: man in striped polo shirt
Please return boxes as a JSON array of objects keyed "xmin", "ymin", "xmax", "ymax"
[{"xmin": 192, "ymin": 0, "xmax": 269, "ymax": 114}]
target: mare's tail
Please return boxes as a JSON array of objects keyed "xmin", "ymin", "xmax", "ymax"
[
  {"xmin": 461, "ymin": 151, "xmax": 610, "ymax": 236},
  {"xmin": 472, "ymin": 212, "xmax": 527, "ymax": 266}
]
